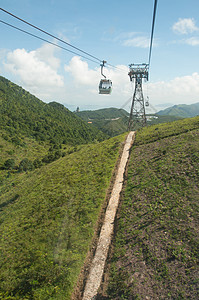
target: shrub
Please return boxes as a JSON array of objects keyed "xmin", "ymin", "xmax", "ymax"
[
  {"xmin": 3, "ymin": 158, "xmax": 15, "ymax": 170},
  {"xmin": 18, "ymin": 158, "xmax": 34, "ymax": 172},
  {"xmin": 33, "ymin": 159, "xmax": 43, "ymax": 169}
]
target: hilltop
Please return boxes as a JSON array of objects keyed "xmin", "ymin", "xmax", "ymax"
[
  {"xmin": 157, "ymin": 102, "xmax": 199, "ymax": 118},
  {"xmin": 75, "ymin": 107, "xmax": 129, "ymax": 121},
  {"xmin": 0, "ymin": 76, "xmax": 106, "ymax": 146}
]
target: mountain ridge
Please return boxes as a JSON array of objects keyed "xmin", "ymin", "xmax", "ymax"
[{"xmin": 157, "ymin": 102, "xmax": 199, "ymax": 118}]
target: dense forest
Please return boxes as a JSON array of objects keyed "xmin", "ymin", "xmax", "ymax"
[{"xmin": 0, "ymin": 76, "xmax": 106, "ymax": 146}]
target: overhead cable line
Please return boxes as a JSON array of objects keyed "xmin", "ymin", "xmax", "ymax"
[
  {"xmin": 0, "ymin": 7, "xmax": 128, "ymax": 74},
  {"xmin": 0, "ymin": 20, "xmax": 100, "ymax": 64},
  {"xmin": 0, "ymin": 7, "xmax": 102, "ymax": 63},
  {"xmin": 120, "ymin": 97, "xmax": 132, "ymax": 110},
  {"xmin": 148, "ymin": 0, "xmax": 158, "ymax": 69}
]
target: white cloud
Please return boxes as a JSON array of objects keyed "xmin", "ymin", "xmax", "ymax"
[
  {"xmin": 35, "ymin": 43, "xmax": 61, "ymax": 69},
  {"xmin": 64, "ymin": 56, "xmax": 129, "ymax": 94},
  {"xmin": 0, "ymin": 49, "xmax": 8, "ymax": 72},
  {"xmin": 123, "ymin": 36, "xmax": 150, "ymax": 48},
  {"xmin": 64, "ymin": 56, "xmax": 99, "ymax": 85},
  {"xmin": 64, "ymin": 57, "xmax": 199, "ymax": 109},
  {"xmin": 172, "ymin": 18, "xmax": 198, "ymax": 34},
  {"xmin": 63, "ymin": 56, "xmax": 131, "ymax": 109},
  {"xmin": 184, "ymin": 37, "xmax": 199, "ymax": 46},
  {"xmin": 3, "ymin": 44, "xmax": 64, "ymax": 99},
  {"xmin": 147, "ymin": 72, "xmax": 199, "ymax": 105},
  {"xmin": 2, "ymin": 50, "xmax": 199, "ymax": 110},
  {"xmin": 63, "ymin": 57, "xmax": 199, "ymax": 111},
  {"xmin": 104, "ymin": 31, "xmax": 154, "ymax": 49},
  {"xmin": 113, "ymin": 31, "xmax": 137, "ymax": 42}
]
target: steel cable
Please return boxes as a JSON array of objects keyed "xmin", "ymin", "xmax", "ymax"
[
  {"xmin": 148, "ymin": 0, "xmax": 158, "ymax": 68},
  {"xmin": 0, "ymin": 19, "xmax": 100, "ymax": 64},
  {"xmin": 0, "ymin": 7, "xmax": 102, "ymax": 63}
]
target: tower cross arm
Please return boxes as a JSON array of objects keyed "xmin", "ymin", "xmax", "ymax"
[{"xmin": 128, "ymin": 63, "xmax": 149, "ymax": 80}]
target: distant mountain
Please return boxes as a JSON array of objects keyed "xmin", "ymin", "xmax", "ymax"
[
  {"xmin": 76, "ymin": 107, "xmax": 185, "ymax": 136},
  {"xmin": 90, "ymin": 116, "xmax": 129, "ymax": 137},
  {"xmin": 75, "ymin": 107, "xmax": 129, "ymax": 121},
  {"xmin": 157, "ymin": 102, "xmax": 199, "ymax": 118},
  {"xmin": 75, "ymin": 107, "xmax": 129, "ymax": 137},
  {"xmin": 0, "ymin": 76, "xmax": 106, "ymax": 145}
]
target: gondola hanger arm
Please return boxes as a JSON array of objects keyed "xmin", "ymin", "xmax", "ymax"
[{"xmin": 101, "ymin": 60, "xmax": 107, "ymax": 79}]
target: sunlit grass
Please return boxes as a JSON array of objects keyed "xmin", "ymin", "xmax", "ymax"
[
  {"xmin": 107, "ymin": 117, "xmax": 199, "ymax": 299},
  {"xmin": 0, "ymin": 133, "xmax": 127, "ymax": 299}
]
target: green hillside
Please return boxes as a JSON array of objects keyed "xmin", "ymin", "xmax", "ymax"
[
  {"xmin": 1, "ymin": 75, "xmax": 198, "ymax": 299},
  {"xmin": 0, "ymin": 133, "xmax": 127, "ymax": 299},
  {"xmin": 0, "ymin": 129, "xmax": 48, "ymax": 176},
  {"xmin": 146, "ymin": 114, "xmax": 182, "ymax": 125},
  {"xmin": 0, "ymin": 76, "xmax": 127, "ymax": 299},
  {"xmin": 75, "ymin": 107, "xmax": 129, "ymax": 121},
  {"xmin": 87, "ymin": 114, "xmax": 182, "ymax": 137},
  {"xmin": 0, "ymin": 76, "xmax": 106, "ymax": 146},
  {"xmin": 75, "ymin": 108, "xmax": 129, "ymax": 137},
  {"xmin": 87, "ymin": 116, "xmax": 129, "ymax": 137},
  {"xmin": 157, "ymin": 102, "xmax": 199, "ymax": 118},
  {"xmin": 104, "ymin": 116, "xmax": 199, "ymax": 299},
  {"xmin": 75, "ymin": 108, "xmax": 183, "ymax": 137}
]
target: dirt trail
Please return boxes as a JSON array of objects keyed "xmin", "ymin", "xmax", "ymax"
[{"xmin": 82, "ymin": 131, "xmax": 135, "ymax": 300}]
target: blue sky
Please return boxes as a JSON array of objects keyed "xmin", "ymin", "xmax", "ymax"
[{"xmin": 1, "ymin": 0, "xmax": 199, "ymax": 111}]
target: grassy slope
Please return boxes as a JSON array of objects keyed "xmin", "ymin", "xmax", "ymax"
[
  {"xmin": 0, "ymin": 129, "xmax": 48, "ymax": 167},
  {"xmin": 0, "ymin": 133, "xmax": 127, "ymax": 300},
  {"xmin": 0, "ymin": 128, "xmax": 78, "ymax": 185},
  {"xmin": 88, "ymin": 116, "xmax": 129, "ymax": 138},
  {"xmin": 147, "ymin": 114, "xmax": 182, "ymax": 126},
  {"xmin": 106, "ymin": 117, "xmax": 199, "ymax": 299}
]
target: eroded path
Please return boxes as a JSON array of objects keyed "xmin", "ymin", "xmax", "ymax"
[{"xmin": 82, "ymin": 131, "xmax": 135, "ymax": 300}]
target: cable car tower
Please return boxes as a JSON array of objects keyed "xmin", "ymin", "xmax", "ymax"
[
  {"xmin": 128, "ymin": 63, "xmax": 149, "ymax": 130},
  {"xmin": 127, "ymin": 0, "xmax": 158, "ymax": 130}
]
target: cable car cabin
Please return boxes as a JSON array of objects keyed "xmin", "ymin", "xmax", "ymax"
[
  {"xmin": 145, "ymin": 96, "xmax": 149, "ymax": 107},
  {"xmin": 99, "ymin": 79, "xmax": 112, "ymax": 94}
]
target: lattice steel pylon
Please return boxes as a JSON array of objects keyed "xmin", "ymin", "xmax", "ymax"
[{"xmin": 128, "ymin": 63, "xmax": 149, "ymax": 131}]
